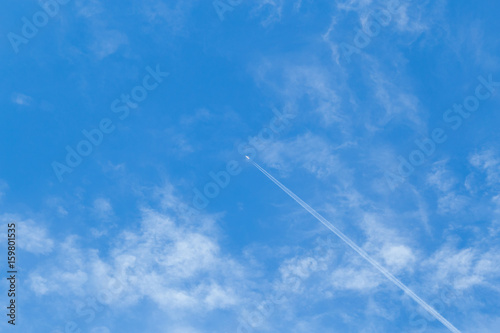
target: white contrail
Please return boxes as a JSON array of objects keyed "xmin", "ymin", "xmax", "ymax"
[{"xmin": 248, "ymin": 158, "xmax": 461, "ymax": 333}]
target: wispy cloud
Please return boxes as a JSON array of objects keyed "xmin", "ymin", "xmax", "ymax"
[
  {"xmin": 27, "ymin": 191, "xmax": 246, "ymax": 321},
  {"xmin": 424, "ymin": 242, "xmax": 500, "ymax": 292},
  {"xmin": 92, "ymin": 197, "xmax": 114, "ymax": 220},
  {"xmin": 90, "ymin": 29, "xmax": 128, "ymax": 59},
  {"xmin": 0, "ymin": 215, "xmax": 55, "ymax": 255},
  {"xmin": 11, "ymin": 93, "xmax": 33, "ymax": 106},
  {"xmin": 0, "ymin": 180, "xmax": 8, "ymax": 201},
  {"xmin": 469, "ymin": 148, "xmax": 500, "ymax": 187}
]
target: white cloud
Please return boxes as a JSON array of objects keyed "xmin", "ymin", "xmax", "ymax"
[
  {"xmin": 29, "ymin": 274, "xmax": 54, "ymax": 296},
  {"xmin": 180, "ymin": 108, "xmax": 212, "ymax": 126},
  {"xmin": 251, "ymin": 0, "xmax": 285, "ymax": 26},
  {"xmin": 335, "ymin": 0, "xmax": 432, "ymax": 34},
  {"xmin": 253, "ymin": 60, "xmax": 343, "ymax": 125},
  {"xmin": 380, "ymin": 244, "xmax": 415, "ymax": 270},
  {"xmin": 424, "ymin": 244, "xmax": 500, "ymax": 291},
  {"xmin": 425, "ymin": 161, "xmax": 470, "ymax": 215},
  {"xmin": 390, "ymin": 2, "xmax": 430, "ymax": 34},
  {"xmin": 332, "ymin": 267, "xmax": 382, "ymax": 291},
  {"xmin": 469, "ymin": 148, "xmax": 500, "ymax": 186},
  {"xmin": 367, "ymin": 64, "xmax": 427, "ymax": 132},
  {"xmin": 28, "ymin": 206, "xmax": 244, "ymax": 315},
  {"xmin": 259, "ymin": 132, "xmax": 354, "ymax": 182},
  {"xmin": 92, "ymin": 197, "xmax": 114, "ymax": 220},
  {"xmin": 45, "ymin": 196, "xmax": 68, "ymax": 216},
  {"xmin": 75, "ymin": 0, "xmax": 104, "ymax": 17},
  {"xmin": 17, "ymin": 219, "xmax": 54, "ymax": 255},
  {"xmin": 90, "ymin": 29, "xmax": 128, "ymax": 59},
  {"xmin": 361, "ymin": 214, "xmax": 417, "ymax": 273},
  {"xmin": 491, "ymin": 195, "xmax": 500, "ymax": 235},
  {"xmin": 11, "ymin": 93, "xmax": 32, "ymax": 106},
  {"xmin": 465, "ymin": 315, "xmax": 500, "ymax": 333},
  {"xmin": 140, "ymin": 0, "xmax": 197, "ymax": 34},
  {"xmin": 427, "ymin": 160, "xmax": 457, "ymax": 192},
  {"xmin": 73, "ymin": 0, "xmax": 129, "ymax": 59},
  {"xmin": 437, "ymin": 193, "xmax": 468, "ymax": 215},
  {"xmin": 0, "ymin": 215, "xmax": 53, "ymax": 257},
  {"xmin": 274, "ymin": 225, "xmax": 409, "ymax": 294}
]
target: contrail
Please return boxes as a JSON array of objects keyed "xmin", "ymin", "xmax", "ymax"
[{"xmin": 247, "ymin": 157, "xmax": 461, "ymax": 333}]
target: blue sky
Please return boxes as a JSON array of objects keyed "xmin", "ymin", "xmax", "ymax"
[{"xmin": 1, "ymin": 0, "xmax": 500, "ymax": 332}]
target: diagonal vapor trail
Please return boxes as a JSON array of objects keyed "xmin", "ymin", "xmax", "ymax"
[{"xmin": 248, "ymin": 158, "xmax": 461, "ymax": 333}]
